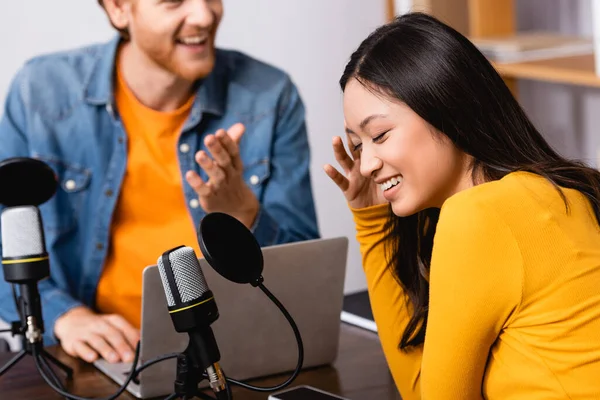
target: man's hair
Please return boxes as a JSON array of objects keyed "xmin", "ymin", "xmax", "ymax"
[{"xmin": 97, "ymin": 0, "xmax": 130, "ymax": 40}]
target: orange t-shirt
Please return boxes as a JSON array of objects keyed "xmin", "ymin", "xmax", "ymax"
[{"xmin": 95, "ymin": 64, "xmax": 201, "ymax": 328}]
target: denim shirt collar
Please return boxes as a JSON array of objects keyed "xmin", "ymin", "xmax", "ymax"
[{"xmin": 83, "ymin": 35, "xmax": 227, "ymax": 122}]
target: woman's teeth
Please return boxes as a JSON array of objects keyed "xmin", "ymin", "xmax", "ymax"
[
  {"xmin": 179, "ymin": 36, "xmax": 207, "ymax": 45},
  {"xmin": 380, "ymin": 176, "xmax": 403, "ymax": 191}
]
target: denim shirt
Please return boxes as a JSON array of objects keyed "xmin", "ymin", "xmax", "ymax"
[{"xmin": 0, "ymin": 37, "xmax": 319, "ymax": 344}]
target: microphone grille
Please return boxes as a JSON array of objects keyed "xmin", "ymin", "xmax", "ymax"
[
  {"xmin": 1, "ymin": 206, "xmax": 46, "ymax": 258},
  {"xmin": 157, "ymin": 256, "xmax": 176, "ymax": 307},
  {"xmin": 157, "ymin": 246, "xmax": 209, "ymax": 307}
]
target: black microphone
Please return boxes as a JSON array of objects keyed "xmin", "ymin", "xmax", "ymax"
[
  {"xmin": 0, "ymin": 158, "xmax": 154, "ymax": 400},
  {"xmin": 1, "ymin": 205, "xmax": 49, "ymax": 341},
  {"xmin": 0, "ymin": 157, "xmax": 75, "ymax": 390},
  {"xmin": 156, "ymin": 245, "xmax": 227, "ymax": 398},
  {"xmin": 0, "ymin": 157, "xmax": 58, "ymax": 344}
]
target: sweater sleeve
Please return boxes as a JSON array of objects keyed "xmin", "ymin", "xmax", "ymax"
[
  {"xmin": 421, "ymin": 196, "xmax": 522, "ymax": 399},
  {"xmin": 351, "ymin": 204, "xmax": 423, "ymax": 400}
]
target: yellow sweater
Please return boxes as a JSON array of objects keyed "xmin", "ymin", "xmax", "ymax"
[{"xmin": 352, "ymin": 171, "xmax": 600, "ymax": 399}]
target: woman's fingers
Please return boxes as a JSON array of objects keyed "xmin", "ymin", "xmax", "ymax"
[
  {"xmin": 323, "ymin": 164, "xmax": 349, "ymax": 192},
  {"xmin": 332, "ymin": 136, "xmax": 355, "ymax": 173}
]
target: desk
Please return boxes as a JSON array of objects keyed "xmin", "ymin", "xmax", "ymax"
[{"xmin": 0, "ymin": 324, "xmax": 401, "ymax": 399}]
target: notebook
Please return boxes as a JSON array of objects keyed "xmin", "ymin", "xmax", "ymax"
[{"xmin": 340, "ymin": 290, "xmax": 377, "ymax": 332}]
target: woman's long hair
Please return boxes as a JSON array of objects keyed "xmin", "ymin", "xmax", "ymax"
[{"xmin": 340, "ymin": 12, "xmax": 600, "ymax": 350}]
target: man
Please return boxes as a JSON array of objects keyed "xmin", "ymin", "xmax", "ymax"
[{"xmin": 0, "ymin": 0, "xmax": 318, "ymax": 364}]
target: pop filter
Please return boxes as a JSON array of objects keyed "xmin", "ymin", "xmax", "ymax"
[
  {"xmin": 198, "ymin": 212, "xmax": 304, "ymax": 394},
  {"xmin": 0, "ymin": 158, "xmax": 57, "ymax": 207},
  {"xmin": 198, "ymin": 212, "xmax": 264, "ymax": 285}
]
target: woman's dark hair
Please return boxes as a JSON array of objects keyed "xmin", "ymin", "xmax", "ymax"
[{"xmin": 340, "ymin": 12, "xmax": 600, "ymax": 350}]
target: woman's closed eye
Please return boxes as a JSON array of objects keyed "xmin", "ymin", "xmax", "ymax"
[
  {"xmin": 372, "ymin": 130, "xmax": 390, "ymax": 143},
  {"xmin": 351, "ymin": 130, "xmax": 390, "ymax": 152}
]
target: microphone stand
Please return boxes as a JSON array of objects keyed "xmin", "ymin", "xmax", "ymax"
[
  {"xmin": 0, "ymin": 311, "xmax": 73, "ymax": 388},
  {"xmin": 172, "ymin": 352, "xmax": 202, "ymax": 400},
  {"xmin": 168, "ymin": 344, "xmax": 231, "ymax": 400}
]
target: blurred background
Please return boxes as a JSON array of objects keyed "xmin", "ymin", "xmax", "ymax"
[
  {"xmin": 0, "ymin": 0, "xmax": 599, "ymax": 302},
  {"xmin": 0, "ymin": 0, "xmax": 387, "ymax": 301}
]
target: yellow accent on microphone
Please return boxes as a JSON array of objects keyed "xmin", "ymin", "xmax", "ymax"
[
  {"xmin": 169, "ymin": 296, "xmax": 214, "ymax": 313},
  {"xmin": 2, "ymin": 256, "xmax": 49, "ymax": 264}
]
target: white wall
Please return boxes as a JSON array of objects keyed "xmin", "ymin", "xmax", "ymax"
[
  {"xmin": 216, "ymin": 0, "xmax": 387, "ymax": 293},
  {"xmin": 0, "ymin": 1, "xmax": 114, "ymax": 350},
  {"xmin": 0, "ymin": 1, "xmax": 114, "ymax": 101},
  {"xmin": 0, "ymin": 1, "xmax": 386, "ymax": 319}
]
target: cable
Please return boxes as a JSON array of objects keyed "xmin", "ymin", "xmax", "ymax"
[
  {"xmin": 21, "ymin": 282, "xmax": 299, "ymax": 399},
  {"xmin": 203, "ymin": 283, "xmax": 303, "ymax": 393},
  {"xmin": 164, "ymin": 366, "xmax": 234, "ymax": 400},
  {"xmin": 31, "ymin": 345, "xmax": 213, "ymax": 400},
  {"xmin": 29, "ymin": 340, "xmax": 184, "ymax": 400},
  {"xmin": 29, "ymin": 340, "xmax": 183, "ymax": 400},
  {"xmin": 32, "ymin": 340, "xmax": 142, "ymax": 400},
  {"xmin": 223, "ymin": 369, "xmax": 233, "ymax": 400},
  {"xmin": 38, "ymin": 353, "xmax": 67, "ymax": 392},
  {"xmin": 216, "ymin": 391, "xmax": 230, "ymax": 400},
  {"xmin": 212, "ymin": 368, "xmax": 233, "ymax": 400},
  {"xmin": 131, "ymin": 352, "xmax": 179, "ymax": 381},
  {"xmin": 196, "ymin": 393, "xmax": 217, "ymax": 400}
]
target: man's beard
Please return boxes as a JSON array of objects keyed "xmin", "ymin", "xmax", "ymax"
[{"xmin": 143, "ymin": 41, "xmax": 216, "ymax": 82}]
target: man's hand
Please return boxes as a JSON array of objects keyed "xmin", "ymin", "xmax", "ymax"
[
  {"xmin": 185, "ymin": 123, "xmax": 259, "ymax": 228},
  {"xmin": 54, "ymin": 306, "xmax": 140, "ymax": 364}
]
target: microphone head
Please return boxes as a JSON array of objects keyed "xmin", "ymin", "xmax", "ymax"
[
  {"xmin": 1, "ymin": 205, "xmax": 50, "ymax": 283},
  {"xmin": 1, "ymin": 206, "xmax": 46, "ymax": 258},
  {"xmin": 198, "ymin": 212, "xmax": 263, "ymax": 285},
  {"xmin": 157, "ymin": 246, "xmax": 209, "ymax": 308},
  {"xmin": 0, "ymin": 157, "xmax": 57, "ymax": 207},
  {"xmin": 156, "ymin": 246, "xmax": 219, "ymax": 332}
]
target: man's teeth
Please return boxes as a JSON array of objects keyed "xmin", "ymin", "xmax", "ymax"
[
  {"xmin": 179, "ymin": 37, "xmax": 207, "ymax": 45},
  {"xmin": 380, "ymin": 176, "xmax": 403, "ymax": 191}
]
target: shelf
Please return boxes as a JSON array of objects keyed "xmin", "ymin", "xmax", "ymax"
[{"xmin": 493, "ymin": 54, "xmax": 600, "ymax": 88}]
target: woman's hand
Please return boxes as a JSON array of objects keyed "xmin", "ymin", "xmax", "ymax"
[{"xmin": 324, "ymin": 135, "xmax": 386, "ymax": 209}]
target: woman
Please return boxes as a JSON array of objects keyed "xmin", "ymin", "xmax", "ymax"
[{"xmin": 325, "ymin": 12, "xmax": 600, "ymax": 399}]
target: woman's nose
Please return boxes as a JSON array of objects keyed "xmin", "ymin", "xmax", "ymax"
[{"xmin": 359, "ymin": 146, "xmax": 383, "ymax": 178}]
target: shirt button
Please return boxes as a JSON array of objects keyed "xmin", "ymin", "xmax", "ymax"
[
  {"xmin": 96, "ymin": 243, "xmax": 104, "ymax": 250},
  {"xmin": 189, "ymin": 199, "xmax": 199, "ymax": 209},
  {"xmin": 179, "ymin": 143, "xmax": 190, "ymax": 153},
  {"xmin": 249, "ymin": 175, "xmax": 260, "ymax": 185},
  {"xmin": 105, "ymin": 189, "xmax": 114, "ymax": 197},
  {"xmin": 64, "ymin": 180, "xmax": 76, "ymax": 191}
]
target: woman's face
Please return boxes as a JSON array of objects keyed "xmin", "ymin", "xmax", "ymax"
[{"xmin": 343, "ymin": 78, "xmax": 474, "ymax": 216}]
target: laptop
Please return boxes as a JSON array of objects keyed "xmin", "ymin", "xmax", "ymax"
[{"xmin": 94, "ymin": 237, "xmax": 348, "ymax": 399}]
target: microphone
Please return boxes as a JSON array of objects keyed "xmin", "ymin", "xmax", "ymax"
[
  {"xmin": 0, "ymin": 157, "xmax": 75, "ymax": 390},
  {"xmin": 0, "ymin": 157, "xmax": 58, "ymax": 344},
  {"xmin": 1, "ymin": 205, "xmax": 49, "ymax": 341},
  {"xmin": 0, "ymin": 158, "xmax": 159, "ymax": 400},
  {"xmin": 156, "ymin": 245, "xmax": 227, "ymax": 399}
]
